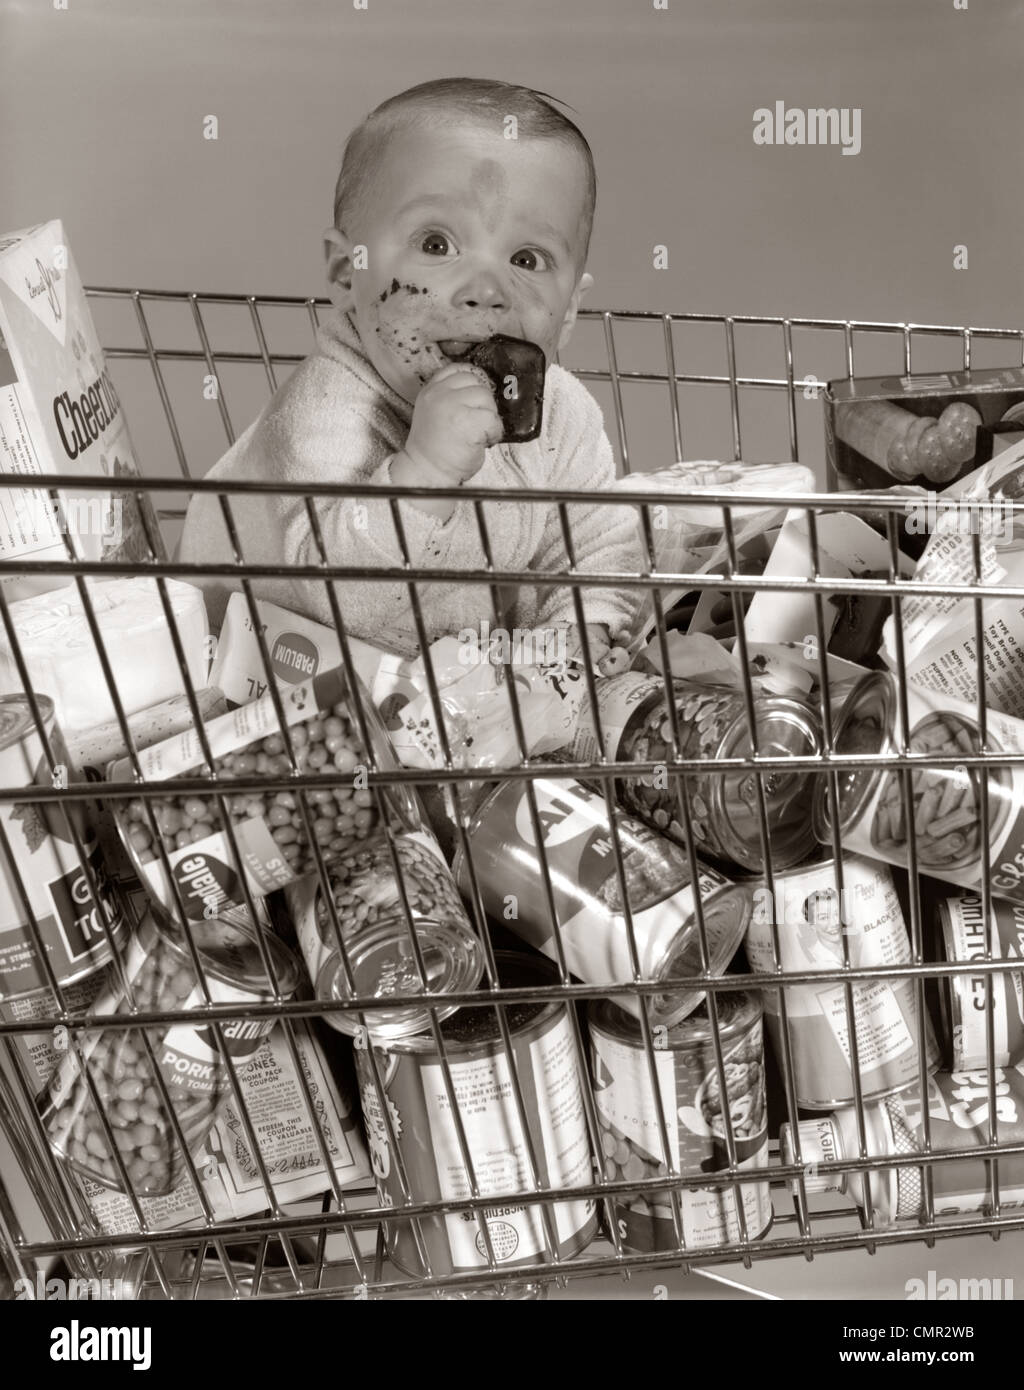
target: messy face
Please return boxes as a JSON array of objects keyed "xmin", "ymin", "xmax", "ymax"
[{"xmin": 331, "ymin": 123, "xmax": 591, "ymax": 404}]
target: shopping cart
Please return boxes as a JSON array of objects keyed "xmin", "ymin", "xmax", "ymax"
[{"xmin": 1, "ymin": 293, "xmax": 1023, "ymax": 1301}]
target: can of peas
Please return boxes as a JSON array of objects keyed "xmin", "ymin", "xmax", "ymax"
[
  {"xmin": 355, "ymin": 951, "xmax": 598, "ymax": 1278},
  {"xmin": 571, "ymin": 672, "xmax": 821, "ymax": 871},
  {"xmin": 0, "ymin": 694, "xmax": 127, "ymax": 1002},
  {"xmin": 106, "ymin": 665, "xmax": 416, "ymax": 921},
  {"xmin": 283, "ymin": 827, "xmax": 484, "ymax": 1041},
  {"xmin": 39, "ymin": 906, "xmax": 300, "ymax": 1195},
  {"xmin": 452, "ymin": 775, "xmax": 752, "ymax": 1029},
  {"xmin": 588, "ymin": 991, "xmax": 772, "ymax": 1253}
]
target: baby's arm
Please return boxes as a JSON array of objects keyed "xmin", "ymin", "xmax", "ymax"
[{"xmin": 530, "ymin": 380, "xmax": 647, "ymax": 652}]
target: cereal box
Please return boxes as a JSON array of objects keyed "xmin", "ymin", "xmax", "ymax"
[{"xmin": 0, "ymin": 219, "xmax": 164, "ymax": 598}]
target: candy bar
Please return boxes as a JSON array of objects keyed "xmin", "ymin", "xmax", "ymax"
[{"xmin": 465, "ymin": 334, "xmax": 546, "ymax": 443}]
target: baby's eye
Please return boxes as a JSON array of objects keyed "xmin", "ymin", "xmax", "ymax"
[
  {"xmin": 511, "ymin": 248, "xmax": 551, "ymax": 271},
  {"xmin": 420, "ymin": 231, "xmax": 455, "ymax": 257}
]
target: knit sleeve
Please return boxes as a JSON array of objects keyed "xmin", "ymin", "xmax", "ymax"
[{"xmin": 530, "ymin": 375, "xmax": 646, "ymax": 643}]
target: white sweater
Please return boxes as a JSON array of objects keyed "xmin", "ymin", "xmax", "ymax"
[{"xmin": 178, "ymin": 307, "xmax": 644, "ymax": 656}]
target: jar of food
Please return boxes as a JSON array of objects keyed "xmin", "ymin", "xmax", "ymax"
[
  {"xmin": 571, "ymin": 672, "xmax": 821, "ymax": 872},
  {"xmin": 39, "ymin": 907, "xmax": 300, "ymax": 1194},
  {"xmin": 107, "ymin": 665, "xmax": 417, "ymax": 921},
  {"xmin": 283, "ymin": 826, "xmax": 483, "ymax": 1042},
  {"xmin": 452, "ymin": 774, "xmax": 751, "ymax": 1028}
]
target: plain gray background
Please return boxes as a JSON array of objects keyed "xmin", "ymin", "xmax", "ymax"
[{"xmin": 4, "ymin": 0, "xmax": 1022, "ymax": 325}]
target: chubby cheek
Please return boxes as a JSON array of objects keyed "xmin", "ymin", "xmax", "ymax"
[{"xmin": 366, "ymin": 283, "xmax": 446, "ymax": 386}]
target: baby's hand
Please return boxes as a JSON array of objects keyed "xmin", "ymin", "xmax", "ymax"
[
  {"xmin": 566, "ymin": 624, "xmax": 632, "ymax": 676},
  {"xmin": 404, "ymin": 363, "xmax": 504, "ymax": 485}
]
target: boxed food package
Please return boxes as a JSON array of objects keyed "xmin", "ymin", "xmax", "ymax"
[
  {"xmin": 824, "ymin": 367, "xmax": 1024, "ymax": 490},
  {"xmin": 210, "ymin": 592, "xmax": 383, "ymax": 706},
  {"xmin": 0, "ymin": 220, "xmax": 164, "ymax": 599}
]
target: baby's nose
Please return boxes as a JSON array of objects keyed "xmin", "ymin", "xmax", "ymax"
[{"xmin": 453, "ymin": 269, "xmax": 509, "ymax": 311}]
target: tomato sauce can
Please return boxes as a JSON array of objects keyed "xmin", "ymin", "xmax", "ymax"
[
  {"xmin": 932, "ymin": 892, "xmax": 1024, "ymax": 1070},
  {"xmin": 452, "ymin": 775, "xmax": 751, "ymax": 1029},
  {"xmin": 743, "ymin": 853, "xmax": 940, "ymax": 1108},
  {"xmin": 588, "ymin": 991, "xmax": 772, "ymax": 1252},
  {"xmin": 354, "ymin": 952, "xmax": 598, "ymax": 1278},
  {"xmin": 0, "ymin": 695, "xmax": 127, "ymax": 1002}
]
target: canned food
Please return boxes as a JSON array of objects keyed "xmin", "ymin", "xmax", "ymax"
[
  {"xmin": 572, "ymin": 673, "xmax": 821, "ymax": 871},
  {"xmin": 283, "ymin": 827, "xmax": 483, "ymax": 1041},
  {"xmin": 0, "ymin": 967, "xmax": 108, "ymax": 1093},
  {"xmin": 452, "ymin": 776, "xmax": 751, "ymax": 1028},
  {"xmin": 931, "ymin": 892, "xmax": 1024, "ymax": 1070},
  {"xmin": 40, "ymin": 907, "xmax": 300, "ymax": 1194},
  {"xmin": 107, "ymin": 666, "xmax": 416, "ymax": 921},
  {"xmin": 743, "ymin": 853, "xmax": 940, "ymax": 1108},
  {"xmin": 0, "ymin": 695, "xmax": 127, "ymax": 1001},
  {"xmin": 588, "ymin": 991, "xmax": 771, "ymax": 1252},
  {"xmin": 782, "ymin": 1063, "xmax": 1024, "ymax": 1225},
  {"xmin": 354, "ymin": 952, "xmax": 598, "ymax": 1277},
  {"xmin": 813, "ymin": 671, "xmax": 1024, "ymax": 899}
]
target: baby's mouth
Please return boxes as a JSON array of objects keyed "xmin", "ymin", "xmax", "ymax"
[{"xmin": 435, "ymin": 338, "xmax": 485, "ymax": 361}]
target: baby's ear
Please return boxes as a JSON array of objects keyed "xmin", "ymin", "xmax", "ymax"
[
  {"xmin": 557, "ymin": 272, "xmax": 595, "ymax": 352},
  {"xmin": 324, "ymin": 227, "xmax": 358, "ymax": 311}
]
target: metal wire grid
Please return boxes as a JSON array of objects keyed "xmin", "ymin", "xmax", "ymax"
[{"xmin": 0, "ymin": 294, "xmax": 1022, "ymax": 1301}]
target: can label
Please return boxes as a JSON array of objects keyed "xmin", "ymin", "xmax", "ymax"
[
  {"xmin": 940, "ymin": 894, "xmax": 1024, "ymax": 1069},
  {"xmin": 48, "ymin": 922, "xmax": 276, "ymax": 1109},
  {"xmin": 356, "ymin": 1005, "xmax": 597, "ymax": 1274},
  {"xmin": 0, "ymin": 713, "xmax": 126, "ymax": 999},
  {"xmin": 590, "ymin": 1013, "xmax": 771, "ymax": 1251},
  {"xmin": 457, "ymin": 777, "xmax": 741, "ymax": 1016},
  {"xmin": 0, "ymin": 967, "xmax": 107, "ymax": 1092},
  {"xmin": 894, "ymin": 1065, "xmax": 1024, "ymax": 1217},
  {"xmin": 745, "ymin": 856, "xmax": 939, "ymax": 1107},
  {"xmin": 571, "ymin": 672, "xmax": 661, "ymax": 762}
]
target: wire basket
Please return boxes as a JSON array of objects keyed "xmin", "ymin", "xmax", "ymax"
[{"xmin": 1, "ymin": 293, "xmax": 1023, "ymax": 1301}]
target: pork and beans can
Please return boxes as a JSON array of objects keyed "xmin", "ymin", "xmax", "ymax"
[
  {"xmin": 814, "ymin": 670, "xmax": 1024, "ymax": 904},
  {"xmin": 39, "ymin": 906, "xmax": 300, "ymax": 1195},
  {"xmin": 354, "ymin": 952, "xmax": 598, "ymax": 1277},
  {"xmin": 571, "ymin": 672, "xmax": 821, "ymax": 871},
  {"xmin": 932, "ymin": 891, "xmax": 1024, "ymax": 1070},
  {"xmin": 588, "ymin": 991, "xmax": 771, "ymax": 1252},
  {"xmin": 0, "ymin": 695, "xmax": 126, "ymax": 1001},
  {"xmin": 283, "ymin": 827, "xmax": 483, "ymax": 1042},
  {"xmin": 743, "ymin": 854, "xmax": 940, "ymax": 1108},
  {"xmin": 452, "ymin": 775, "xmax": 752, "ymax": 1028}
]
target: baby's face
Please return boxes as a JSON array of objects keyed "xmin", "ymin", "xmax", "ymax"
[{"xmin": 327, "ymin": 123, "xmax": 592, "ymax": 404}]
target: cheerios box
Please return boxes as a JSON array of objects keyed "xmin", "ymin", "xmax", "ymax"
[
  {"xmin": 825, "ymin": 367, "xmax": 1024, "ymax": 492},
  {"xmin": 0, "ymin": 219, "xmax": 164, "ymax": 598}
]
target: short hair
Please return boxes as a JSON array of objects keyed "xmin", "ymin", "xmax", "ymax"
[{"xmin": 333, "ymin": 77, "xmax": 597, "ymax": 268}]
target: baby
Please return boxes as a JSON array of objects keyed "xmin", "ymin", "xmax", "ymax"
[{"xmin": 179, "ymin": 77, "xmax": 646, "ymax": 671}]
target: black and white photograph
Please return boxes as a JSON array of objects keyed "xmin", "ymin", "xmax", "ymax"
[{"xmin": 1, "ymin": 0, "xmax": 1023, "ymax": 1345}]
